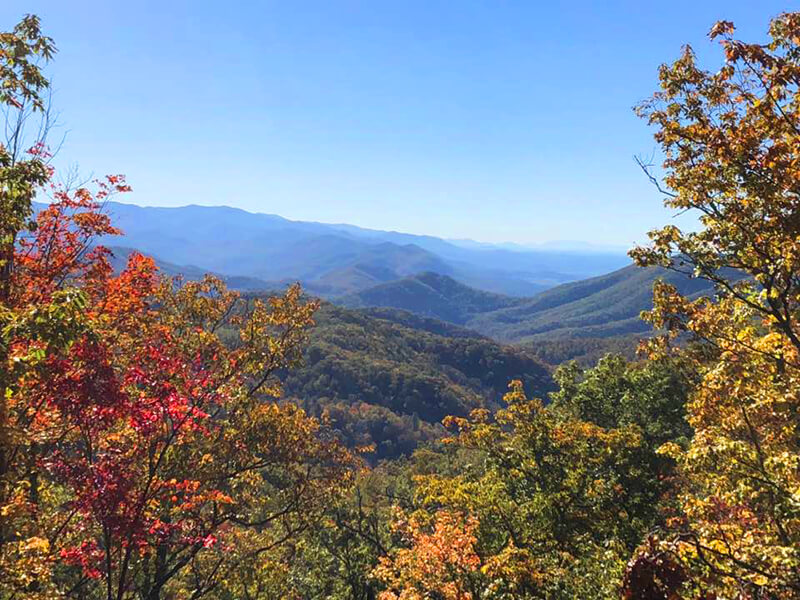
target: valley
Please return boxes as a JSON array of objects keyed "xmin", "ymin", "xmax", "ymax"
[
  {"xmin": 71, "ymin": 202, "xmax": 730, "ymax": 459},
  {"xmin": 97, "ymin": 204, "xmax": 723, "ymax": 459}
]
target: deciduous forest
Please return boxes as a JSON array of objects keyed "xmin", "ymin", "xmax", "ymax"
[{"xmin": 2, "ymin": 11, "xmax": 800, "ymax": 600}]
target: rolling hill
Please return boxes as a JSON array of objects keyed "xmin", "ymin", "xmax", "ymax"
[{"xmin": 465, "ymin": 263, "xmax": 717, "ymax": 342}]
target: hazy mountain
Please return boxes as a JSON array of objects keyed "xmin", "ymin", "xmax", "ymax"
[
  {"xmin": 57, "ymin": 201, "xmax": 630, "ymax": 297},
  {"xmin": 327, "ymin": 222, "xmax": 628, "ymax": 287},
  {"xmin": 106, "ymin": 246, "xmax": 275, "ymax": 291},
  {"xmin": 447, "ymin": 238, "xmax": 629, "ymax": 254}
]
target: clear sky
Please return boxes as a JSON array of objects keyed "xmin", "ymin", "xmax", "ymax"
[{"xmin": 0, "ymin": 1, "xmax": 791, "ymax": 245}]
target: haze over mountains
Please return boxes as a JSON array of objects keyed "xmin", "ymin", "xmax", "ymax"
[
  {"xmin": 39, "ymin": 200, "xmax": 721, "ymax": 364},
  {"xmin": 39, "ymin": 200, "xmax": 722, "ymax": 358},
  {"xmin": 83, "ymin": 201, "xmax": 630, "ymax": 297}
]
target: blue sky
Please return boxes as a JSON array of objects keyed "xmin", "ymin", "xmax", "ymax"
[{"xmin": 0, "ymin": 1, "xmax": 790, "ymax": 245}]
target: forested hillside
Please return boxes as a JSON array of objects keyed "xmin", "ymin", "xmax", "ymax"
[
  {"xmin": 339, "ymin": 271, "xmax": 522, "ymax": 324},
  {"xmin": 339, "ymin": 263, "xmax": 723, "ymax": 364},
  {"xmin": 466, "ymin": 262, "xmax": 720, "ymax": 342},
  {"xmin": 110, "ymin": 247, "xmax": 721, "ymax": 366},
  {"xmin": 283, "ymin": 303, "xmax": 553, "ymax": 459}
]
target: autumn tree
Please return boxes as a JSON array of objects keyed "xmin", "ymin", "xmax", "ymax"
[
  {"xmin": 0, "ymin": 13, "xmax": 63, "ymax": 595},
  {"xmin": 373, "ymin": 509, "xmax": 481, "ymax": 600},
  {"xmin": 629, "ymin": 11, "xmax": 800, "ymax": 598},
  {"xmin": 370, "ymin": 378, "xmax": 669, "ymax": 599},
  {"xmin": 0, "ymin": 14, "xmax": 354, "ymax": 600}
]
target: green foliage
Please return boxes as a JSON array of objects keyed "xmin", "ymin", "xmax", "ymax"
[
  {"xmin": 523, "ymin": 334, "xmax": 639, "ymax": 366},
  {"xmin": 0, "ymin": 14, "xmax": 55, "ymax": 111},
  {"xmin": 551, "ymin": 354, "xmax": 693, "ymax": 449}
]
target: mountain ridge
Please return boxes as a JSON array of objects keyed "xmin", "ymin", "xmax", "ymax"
[
  {"xmin": 338, "ymin": 264, "xmax": 722, "ymax": 345},
  {"xmin": 339, "ymin": 271, "xmax": 522, "ymax": 324},
  {"xmin": 34, "ymin": 201, "xmax": 629, "ymax": 297}
]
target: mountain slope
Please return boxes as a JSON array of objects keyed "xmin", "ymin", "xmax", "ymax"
[
  {"xmin": 339, "ymin": 263, "xmax": 726, "ymax": 347},
  {"xmin": 465, "ymin": 263, "xmax": 718, "ymax": 342},
  {"xmin": 340, "ymin": 271, "xmax": 522, "ymax": 324},
  {"xmin": 283, "ymin": 303, "xmax": 554, "ymax": 460}
]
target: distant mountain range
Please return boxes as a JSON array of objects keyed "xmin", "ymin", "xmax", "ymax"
[
  {"xmin": 48, "ymin": 200, "xmax": 732, "ymax": 456},
  {"xmin": 36, "ymin": 201, "xmax": 726, "ymax": 365},
  {"xmin": 106, "ymin": 246, "xmax": 274, "ymax": 291},
  {"xmin": 58, "ymin": 201, "xmax": 630, "ymax": 297}
]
